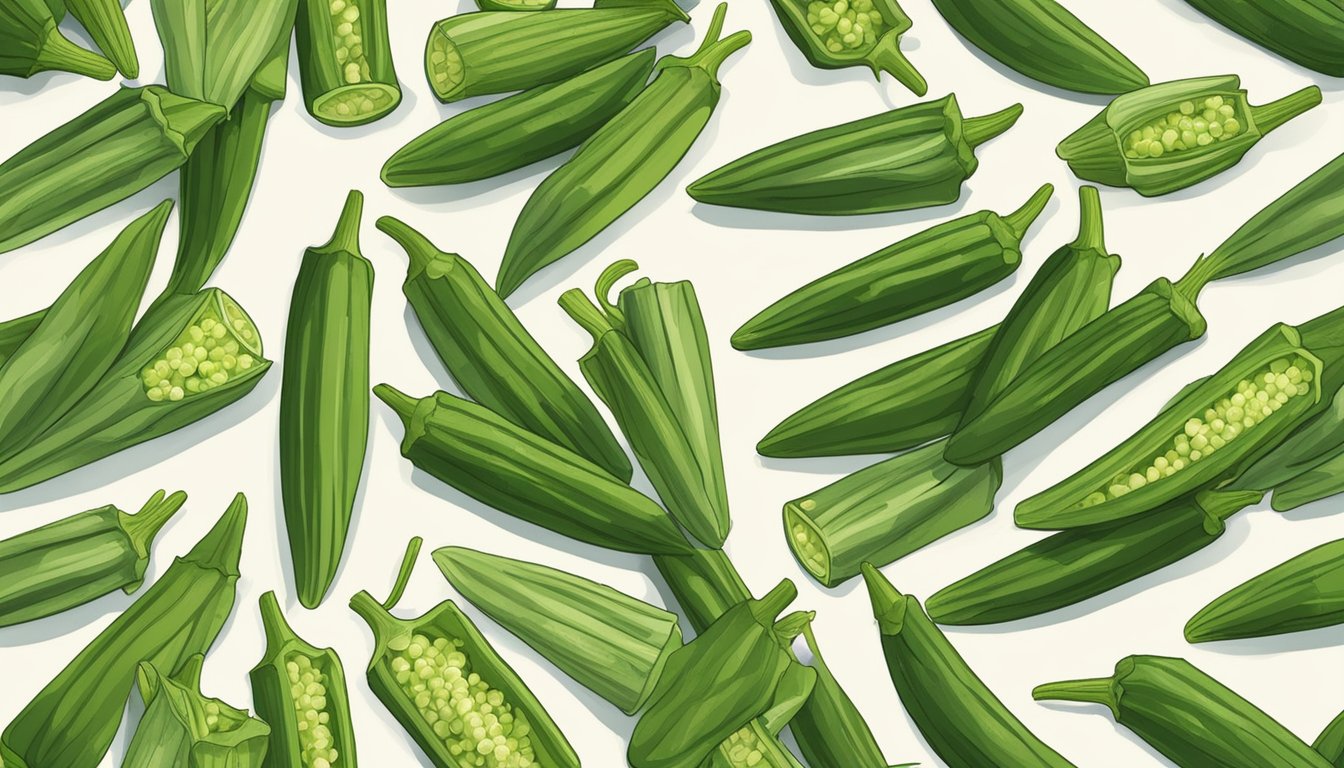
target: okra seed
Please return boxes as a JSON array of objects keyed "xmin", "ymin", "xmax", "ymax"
[{"xmin": 1126, "ymin": 94, "xmax": 1243, "ymax": 159}]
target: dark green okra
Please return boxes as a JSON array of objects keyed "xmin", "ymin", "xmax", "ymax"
[
  {"xmin": 768, "ymin": 0, "xmax": 926, "ymax": 95},
  {"xmin": 788, "ymin": 621, "xmax": 895, "ymax": 768},
  {"xmin": 125, "ymin": 655, "xmax": 271, "ymax": 768},
  {"xmin": 296, "ymin": 0, "xmax": 400, "ymax": 125},
  {"xmin": 733, "ymin": 184, "xmax": 1050, "ymax": 350},
  {"xmin": 1273, "ymin": 451, "xmax": 1344, "ymax": 511},
  {"xmin": 1234, "ymin": 382, "xmax": 1344, "ymax": 500},
  {"xmin": 377, "ymin": 216, "xmax": 632, "ymax": 481},
  {"xmin": 250, "ymin": 591, "xmax": 358, "ymax": 768},
  {"xmin": 64, "ymin": 0, "xmax": 137, "ymax": 77},
  {"xmin": 863, "ymin": 565, "xmax": 1077, "ymax": 767},
  {"xmin": 351, "ymin": 538, "xmax": 580, "ymax": 768},
  {"xmin": 0, "ymin": 0, "xmax": 116, "ymax": 79},
  {"xmin": 497, "ymin": 3, "xmax": 749, "ymax": 298},
  {"xmin": 1034, "ymin": 655, "xmax": 1332, "ymax": 768},
  {"xmin": 686, "ymin": 94, "xmax": 1022, "ymax": 215},
  {"xmin": 373, "ymin": 386, "xmax": 690, "ymax": 555},
  {"xmin": 0, "ymin": 309, "xmax": 46, "ymax": 369},
  {"xmin": 1317, "ymin": 710, "xmax": 1344, "ymax": 767},
  {"xmin": 1183, "ymin": 0, "xmax": 1344, "ymax": 77},
  {"xmin": 0, "ymin": 494, "xmax": 247, "ymax": 768},
  {"xmin": 383, "ymin": 49, "xmax": 655, "ymax": 187}
]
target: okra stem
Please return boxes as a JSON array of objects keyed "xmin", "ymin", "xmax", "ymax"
[
  {"xmin": 193, "ymin": 493, "xmax": 250, "ymax": 569},
  {"xmin": 594, "ymin": 258, "xmax": 640, "ymax": 325},
  {"xmin": 1001, "ymin": 182, "xmax": 1054, "ymax": 239},
  {"xmin": 375, "ymin": 216, "xmax": 435, "ymax": 274},
  {"xmin": 1031, "ymin": 678, "xmax": 1115, "ymax": 708},
  {"xmin": 121, "ymin": 490, "xmax": 189, "ymax": 557},
  {"xmin": 381, "ymin": 536, "xmax": 423, "ymax": 610},
  {"xmin": 323, "ymin": 190, "xmax": 365, "ymax": 254},
  {"xmin": 558, "ymin": 289, "xmax": 616, "ymax": 339},
  {"xmin": 257, "ymin": 590, "xmax": 295, "ymax": 650},
  {"xmin": 754, "ymin": 579, "xmax": 799, "ymax": 623},
  {"xmin": 659, "ymin": 3, "xmax": 751, "ymax": 74},
  {"xmin": 35, "ymin": 26, "xmax": 118, "ymax": 79},
  {"xmin": 961, "ymin": 103, "xmax": 1025, "ymax": 147},
  {"xmin": 870, "ymin": 43, "xmax": 926, "ymax": 96},
  {"xmin": 1250, "ymin": 85, "xmax": 1323, "ymax": 135},
  {"xmin": 371, "ymin": 383, "xmax": 418, "ymax": 423},
  {"xmin": 1071, "ymin": 186, "xmax": 1105, "ymax": 251}
]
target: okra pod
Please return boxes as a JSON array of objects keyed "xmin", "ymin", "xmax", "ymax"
[
  {"xmin": 497, "ymin": 3, "xmax": 749, "ymax": 298},
  {"xmin": 383, "ymin": 49, "xmax": 656, "ymax": 187},
  {"xmin": 789, "ymin": 621, "xmax": 898, "ymax": 768},
  {"xmin": 151, "ymin": 0, "xmax": 297, "ymax": 110},
  {"xmin": 1057, "ymin": 75, "xmax": 1321, "ymax": 196},
  {"xmin": 686, "ymin": 95, "xmax": 1022, "ymax": 215},
  {"xmin": 1183, "ymin": 1, "xmax": 1344, "ymax": 77},
  {"xmin": 652, "ymin": 548, "xmax": 752, "ymax": 633},
  {"xmin": 249, "ymin": 591, "xmax": 359, "ymax": 768},
  {"xmin": 1, "ymin": 0, "xmax": 116, "ymax": 79},
  {"xmin": 125, "ymin": 655, "xmax": 271, "ymax": 768},
  {"xmin": 1272, "ymin": 451, "xmax": 1344, "ymax": 511},
  {"xmin": 374, "ymin": 386, "xmax": 691, "ymax": 555},
  {"xmin": 0, "ymin": 309, "xmax": 46, "ymax": 369},
  {"xmin": 768, "ymin": 0, "xmax": 926, "ymax": 95},
  {"xmin": 863, "ymin": 564, "xmax": 1077, "ymax": 767},
  {"xmin": 377, "ymin": 216, "xmax": 632, "ymax": 481},
  {"xmin": 1232, "ymin": 381, "xmax": 1344, "ymax": 498},
  {"xmin": 0, "ymin": 494, "xmax": 247, "ymax": 768},
  {"xmin": 1317, "ymin": 710, "xmax": 1344, "ymax": 767},
  {"xmin": 733, "ymin": 184, "xmax": 1050, "ymax": 350},
  {"xmin": 64, "ymin": 0, "xmax": 137, "ymax": 77},
  {"xmin": 1034, "ymin": 655, "xmax": 1332, "ymax": 768},
  {"xmin": 296, "ymin": 0, "xmax": 400, "ymax": 125},
  {"xmin": 476, "ymin": 0, "xmax": 555, "ymax": 10}
]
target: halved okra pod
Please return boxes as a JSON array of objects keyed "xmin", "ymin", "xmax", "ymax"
[
  {"xmin": 351, "ymin": 538, "xmax": 580, "ymax": 768},
  {"xmin": 768, "ymin": 0, "xmax": 926, "ymax": 95},
  {"xmin": 732, "ymin": 184, "xmax": 1050, "ymax": 350},
  {"xmin": 686, "ymin": 94, "xmax": 1022, "ymax": 215},
  {"xmin": 63, "ymin": 0, "xmax": 137, "ymax": 77},
  {"xmin": 125, "ymin": 655, "xmax": 271, "ymax": 767},
  {"xmin": 1034, "ymin": 655, "xmax": 1332, "ymax": 768},
  {"xmin": 0, "ymin": 494, "xmax": 247, "ymax": 768},
  {"xmin": 1318, "ymin": 711, "xmax": 1344, "ymax": 767},
  {"xmin": 1058, "ymin": 75, "xmax": 1321, "ymax": 196},
  {"xmin": 296, "ymin": 0, "xmax": 400, "ymax": 125},
  {"xmin": 1, "ymin": 0, "xmax": 116, "ymax": 80},
  {"xmin": 377, "ymin": 216, "xmax": 632, "ymax": 481},
  {"xmin": 250, "ymin": 591, "xmax": 359, "ymax": 768},
  {"xmin": 1183, "ymin": 0, "xmax": 1344, "ymax": 77}
]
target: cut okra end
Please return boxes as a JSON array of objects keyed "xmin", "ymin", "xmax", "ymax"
[
  {"xmin": 285, "ymin": 653, "xmax": 344, "ymax": 767},
  {"xmin": 314, "ymin": 83, "xmax": 402, "ymax": 126},
  {"xmin": 140, "ymin": 293, "xmax": 264, "ymax": 403},
  {"xmin": 784, "ymin": 503, "xmax": 833, "ymax": 587},
  {"xmin": 426, "ymin": 32, "xmax": 467, "ymax": 102}
]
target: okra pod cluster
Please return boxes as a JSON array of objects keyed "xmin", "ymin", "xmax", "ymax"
[
  {"xmin": 296, "ymin": 0, "xmax": 401, "ymax": 125},
  {"xmin": 768, "ymin": 0, "xmax": 926, "ymax": 95},
  {"xmin": 125, "ymin": 655, "xmax": 271, "ymax": 767},
  {"xmin": 1182, "ymin": 0, "xmax": 1344, "ymax": 77},
  {"xmin": 1, "ymin": 0, "xmax": 117, "ymax": 80}
]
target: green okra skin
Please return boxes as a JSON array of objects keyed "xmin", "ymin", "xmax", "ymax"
[
  {"xmin": 476, "ymin": 0, "xmax": 556, "ymax": 10},
  {"xmin": 929, "ymin": 0, "xmax": 1147, "ymax": 95},
  {"xmin": 0, "ymin": 494, "xmax": 247, "ymax": 768},
  {"xmin": 1231, "ymin": 380, "xmax": 1344, "ymax": 496},
  {"xmin": 786, "ymin": 440, "xmax": 1003, "ymax": 587},
  {"xmin": 789, "ymin": 622, "xmax": 897, "ymax": 768},
  {"xmin": 1185, "ymin": 538, "xmax": 1344, "ymax": 643},
  {"xmin": 0, "ymin": 288, "xmax": 272, "ymax": 493},
  {"xmin": 733, "ymin": 184, "xmax": 1050, "ymax": 351},
  {"xmin": 296, "ymin": 0, "xmax": 400, "ymax": 126},
  {"xmin": 249, "ymin": 591, "xmax": 358, "ymax": 768},
  {"xmin": 383, "ymin": 49, "xmax": 655, "ymax": 187},
  {"xmin": 686, "ymin": 95, "xmax": 1022, "ymax": 215},
  {"xmin": 1316, "ymin": 710, "xmax": 1344, "ymax": 767},
  {"xmin": 1033, "ymin": 655, "xmax": 1332, "ymax": 768},
  {"xmin": 424, "ymin": 0, "xmax": 688, "ymax": 104},
  {"xmin": 0, "ymin": 201, "xmax": 170, "ymax": 464},
  {"xmin": 1271, "ymin": 450, "xmax": 1344, "ymax": 511},
  {"xmin": 377, "ymin": 216, "xmax": 632, "ymax": 482},
  {"xmin": 0, "ymin": 309, "xmax": 46, "ymax": 369},
  {"xmin": 433, "ymin": 546, "xmax": 683, "ymax": 716},
  {"xmin": 925, "ymin": 489, "xmax": 1262, "ymax": 626},
  {"xmin": 863, "ymin": 565, "xmax": 1077, "ymax": 767},
  {"xmin": 1057, "ymin": 75, "xmax": 1322, "ymax": 197},
  {"xmin": 0, "ymin": 0, "xmax": 116, "ymax": 79},
  {"xmin": 281, "ymin": 191, "xmax": 374, "ymax": 609},
  {"xmin": 768, "ymin": 0, "xmax": 926, "ymax": 95},
  {"xmin": 351, "ymin": 538, "xmax": 580, "ymax": 768},
  {"xmin": 64, "ymin": 0, "xmax": 137, "ymax": 77},
  {"xmin": 151, "ymin": 0, "xmax": 298, "ymax": 110},
  {"xmin": 374, "ymin": 385, "xmax": 691, "ymax": 555},
  {"xmin": 0, "ymin": 86, "xmax": 227, "ymax": 255},
  {"xmin": 1182, "ymin": 1, "xmax": 1344, "ymax": 77},
  {"xmin": 125, "ymin": 655, "xmax": 271, "ymax": 768},
  {"xmin": 653, "ymin": 548, "xmax": 752, "ymax": 634},
  {"xmin": 0, "ymin": 489, "xmax": 188, "ymax": 628}
]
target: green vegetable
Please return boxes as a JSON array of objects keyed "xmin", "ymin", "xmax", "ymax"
[
  {"xmin": 1182, "ymin": 1, "xmax": 1344, "ymax": 77},
  {"xmin": 250, "ymin": 591, "xmax": 359, "ymax": 768},
  {"xmin": 732, "ymin": 184, "xmax": 1050, "ymax": 350},
  {"xmin": 1273, "ymin": 450, "xmax": 1344, "ymax": 511},
  {"xmin": 476, "ymin": 0, "xmax": 555, "ymax": 10},
  {"xmin": 767, "ymin": 0, "xmax": 926, "ymax": 95},
  {"xmin": 374, "ymin": 386, "xmax": 691, "ymax": 555},
  {"xmin": 863, "ymin": 564, "xmax": 1076, "ymax": 767},
  {"xmin": 788, "ymin": 621, "xmax": 897, "ymax": 768},
  {"xmin": 151, "ymin": 0, "xmax": 297, "ymax": 110},
  {"xmin": 0, "ymin": 489, "xmax": 187, "ymax": 628},
  {"xmin": 1034, "ymin": 655, "xmax": 1332, "ymax": 768},
  {"xmin": 653, "ymin": 548, "xmax": 752, "ymax": 633},
  {"xmin": 296, "ymin": 0, "xmax": 400, "ymax": 125},
  {"xmin": 1058, "ymin": 75, "xmax": 1321, "ymax": 196},
  {"xmin": 1233, "ymin": 380, "xmax": 1344, "ymax": 498},
  {"xmin": 497, "ymin": 3, "xmax": 749, "ymax": 298},
  {"xmin": 125, "ymin": 655, "xmax": 271, "ymax": 768},
  {"xmin": 377, "ymin": 216, "xmax": 631, "ymax": 481},
  {"xmin": 64, "ymin": 0, "xmax": 137, "ymax": 77},
  {"xmin": 929, "ymin": 0, "xmax": 1147, "ymax": 94},
  {"xmin": 686, "ymin": 95, "xmax": 1022, "ymax": 215},
  {"xmin": 0, "ymin": 494, "xmax": 247, "ymax": 768},
  {"xmin": 0, "ymin": 0, "xmax": 115, "ymax": 80},
  {"xmin": 350, "ymin": 538, "xmax": 580, "ymax": 768},
  {"xmin": 0, "ymin": 309, "xmax": 46, "ymax": 369},
  {"xmin": 1316, "ymin": 710, "xmax": 1344, "ymax": 767}
]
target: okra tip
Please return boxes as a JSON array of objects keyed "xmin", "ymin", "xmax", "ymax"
[
  {"xmin": 1250, "ymin": 85, "xmax": 1323, "ymax": 136},
  {"xmin": 753, "ymin": 579, "xmax": 799, "ymax": 623},
  {"xmin": 860, "ymin": 563, "xmax": 907, "ymax": 632},
  {"xmin": 183, "ymin": 493, "xmax": 248, "ymax": 576},
  {"xmin": 258, "ymin": 590, "xmax": 300, "ymax": 649},
  {"xmin": 962, "ymin": 103, "xmax": 1024, "ymax": 148},
  {"xmin": 36, "ymin": 26, "xmax": 117, "ymax": 80},
  {"xmin": 1069, "ymin": 185, "xmax": 1108, "ymax": 252},
  {"xmin": 558, "ymin": 289, "xmax": 616, "ymax": 340},
  {"xmin": 373, "ymin": 384, "xmax": 419, "ymax": 426},
  {"xmin": 317, "ymin": 190, "xmax": 365, "ymax": 256},
  {"xmin": 121, "ymin": 489, "xmax": 189, "ymax": 560},
  {"xmin": 870, "ymin": 44, "xmax": 928, "ymax": 97},
  {"xmin": 1031, "ymin": 677, "xmax": 1118, "ymax": 713},
  {"xmin": 1002, "ymin": 183, "xmax": 1055, "ymax": 239}
]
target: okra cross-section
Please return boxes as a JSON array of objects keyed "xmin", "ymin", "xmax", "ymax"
[
  {"xmin": 296, "ymin": 0, "xmax": 401, "ymax": 126},
  {"xmin": 140, "ymin": 294, "xmax": 261, "ymax": 402}
]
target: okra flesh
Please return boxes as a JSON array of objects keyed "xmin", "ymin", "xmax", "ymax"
[
  {"xmin": 141, "ymin": 292, "xmax": 264, "ymax": 403},
  {"xmin": 770, "ymin": 0, "xmax": 926, "ymax": 95},
  {"xmin": 298, "ymin": 0, "xmax": 400, "ymax": 125}
]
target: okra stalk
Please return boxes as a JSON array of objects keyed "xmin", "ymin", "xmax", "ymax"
[
  {"xmin": 653, "ymin": 548, "xmax": 752, "ymax": 633},
  {"xmin": 1183, "ymin": 0, "xmax": 1344, "ymax": 77},
  {"xmin": 296, "ymin": 0, "xmax": 400, "ymax": 125},
  {"xmin": 1317, "ymin": 710, "xmax": 1344, "ymax": 767},
  {"xmin": 768, "ymin": 0, "xmax": 927, "ymax": 95},
  {"xmin": 0, "ymin": 0, "xmax": 116, "ymax": 79},
  {"xmin": 64, "ymin": 0, "xmax": 137, "ymax": 77},
  {"xmin": 125, "ymin": 655, "xmax": 271, "ymax": 767}
]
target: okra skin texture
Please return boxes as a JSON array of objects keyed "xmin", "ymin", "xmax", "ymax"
[
  {"xmin": 64, "ymin": 0, "xmax": 137, "ymax": 77},
  {"xmin": 476, "ymin": 0, "xmax": 556, "ymax": 10},
  {"xmin": 377, "ymin": 216, "xmax": 632, "ymax": 482},
  {"xmin": 1183, "ymin": 0, "xmax": 1344, "ymax": 77},
  {"xmin": 1272, "ymin": 450, "xmax": 1344, "ymax": 512},
  {"xmin": 126, "ymin": 655, "xmax": 271, "ymax": 768},
  {"xmin": 383, "ymin": 49, "xmax": 655, "ymax": 187},
  {"xmin": 789, "ymin": 623, "xmax": 895, "ymax": 768},
  {"xmin": 1034, "ymin": 655, "xmax": 1332, "ymax": 768},
  {"xmin": 0, "ymin": 86, "xmax": 226, "ymax": 255},
  {"xmin": 1317, "ymin": 710, "xmax": 1344, "ymax": 767},
  {"xmin": 152, "ymin": 0, "xmax": 297, "ymax": 110},
  {"xmin": 296, "ymin": 0, "xmax": 400, "ymax": 125},
  {"xmin": 0, "ymin": 0, "xmax": 116, "ymax": 79},
  {"xmin": 0, "ymin": 309, "xmax": 46, "ymax": 369},
  {"xmin": 653, "ymin": 548, "xmax": 752, "ymax": 634},
  {"xmin": 686, "ymin": 95, "xmax": 1022, "ymax": 215},
  {"xmin": 768, "ymin": 0, "xmax": 926, "ymax": 95},
  {"xmin": 863, "ymin": 565, "xmax": 1077, "ymax": 767},
  {"xmin": 0, "ymin": 494, "xmax": 247, "ymax": 768}
]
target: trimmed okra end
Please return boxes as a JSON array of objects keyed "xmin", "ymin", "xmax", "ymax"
[
  {"xmin": 426, "ymin": 32, "xmax": 466, "ymax": 102},
  {"xmin": 314, "ymin": 84, "xmax": 401, "ymax": 126},
  {"xmin": 141, "ymin": 296, "xmax": 262, "ymax": 402},
  {"xmin": 784, "ymin": 503, "xmax": 831, "ymax": 586},
  {"xmin": 1123, "ymin": 94, "xmax": 1244, "ymax": 160}
]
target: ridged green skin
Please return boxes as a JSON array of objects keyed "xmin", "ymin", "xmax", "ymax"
[
  {"xmin": 1033, "ymin": 655, "xmax": 1332, "ymax": 768},
  {"xmin": 377, "ymin": 216, "xmax": 632, "ymax": 482},
  {"xmin": 653, "ymin": 548, "xmax": 752, "ymax": 633},
  {"xmin": 733, "ymin": 184, "xmax": 1049, "ymax": 350},
  {"xmin": 434, "ymin": 546, "xmax": 683, "ymax": 715},
  {"xmin": 296, "ymin": 0, "xmax": 400, "ymax": 125},
  {"xmin": 925, "ymin": 489, "xmax": 1261, "ymax": 626},
  {"xmin": 64, "ymin": 0, "xmax": 136, "ymax": 76},
  {"xmin": 1185, "ymin": 538, "xmax": 1344, "ymax": 643},
  {"xmin": 686, "ymin": 95, "xmax": 1022, "ymax": 215},
  {"xmin": 0, "ymin": 495, "xmax": 247, "ymax": 768},
  {"xmin": 374, "ymin": 386, "xmax": 691, "ymax": 555},
  {"xmin": 126, "ymin": 656, "xmax": 271, "ymax": 768},
  {"xmin": 0, "ymin": 86, "xmax": 226, "ymax": 255},
  {"xmin": 1057, "ymin": 75, "xmax": 1321, "ymax": 197},
  {"xmin": 929, "ymin": 0, "xmax": 1147, "ymax": 94},
  {"xmin": 496, "ymin": 4, "xmax": 748, "ymax": 298},
  {"xmin": 152, "ymin": 0, "xmax": 296, "ymax": 110},
  {"xmin": 0, "ymin": 0, "xmax": 115, "ymax": 79},
  {"xmin": 0, "ymin": 289, "xmax": 272, "ymax": 493},
  {"xmin": 1273, "ymin": 450, "xmax": 1344, "ymax": 511},
  {"xmin": 423, "ymin": 0, "xmax": 687, "ymax": 103},
  {"xmin": 476, "ymin": 0, "xmax": 556, "ymax": 10},
  {"xmin": 1233, "ymin": 383, "xmax": 1344, "ymax": 497},
  {"xmin": 280, "ymin": 191, "xmax": 373, "ymax": 609},
  {"xmin": 789, "ymin": 623, "xmax": 894, "ymax": 768},
  {"xmin": 383, "ymin": 49, "xmax": 655, "ymax": 186},
  {"xmin": 1183, "ymin": 0, "xmax": 1344, "ymax": 76},
  {"xmin": 1316, "ymin": 710, "xmax": 1344, "ymax": 767},
  {"xmin": 249, "ymin": 591, "xmax": 359, "ymax": 768},
  {"xmin": 863, "ymin": 566, "xmax": 1076, "ymax": 767},
  {"xmin": 768, "ymin": 0, "xmax": 926, "ymax": 95},
  {"xmin": 0, "ymin": 202, "xmax": 169, "ymax": 464},
  {"xmin": 785, "ymin": 440, "xmax": 1002, "ymax": 587},
  {"xmin": 0, "ymin": 309, "xmax": 46, "ymax": 369}
]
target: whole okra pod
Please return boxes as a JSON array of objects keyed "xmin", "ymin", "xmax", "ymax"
[
  {"xmin": 125, "ymin": 655, "xmax": 271, "ymax": 768},
  {"xmin": 0, "ymin": 0, "xmax": 116, "ymax": 79},
  {"xmin": 768, "ymin": 0, "xmax": 926, "ymax": 94},
  {"xmin": 296, "ymin": 0, "xmax": 400, "ymax": 125},
  {"xmin": 1182, "ymin": 0, "xmax": 1344, "ymax": 77},
  {"xmin": 63, "ymin": 0, "xmax": 137, "ymax": 77}
]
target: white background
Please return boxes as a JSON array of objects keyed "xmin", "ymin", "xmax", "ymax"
[{"xmin": 2, "ymin": 0, "xmax": 1342, "ymax": 765}]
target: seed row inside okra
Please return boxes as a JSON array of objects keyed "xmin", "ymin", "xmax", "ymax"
[
  {"xmin": 1124, "ymin": 95, "xmax": 1242, "ymax": 159},
  {"xmin": 389, "ymin": 633, "xmax": 538, "ymax": 768},
  {"xmin": 287, "ymin": 654, "xmax": 342, "ymax": 768},
  {"xmin": 1084, "ymin": 357, "xmax": 1312, "ymax": 505},
  {"xmin": 329, "ymin": 0, "xmax": 369, "ymax": 85},
  {"xmin": 801, "ymin": 0, "xmax": 886, "ymax": 54},
  {"xmin": 427, "ymin": 35, "xmax": 466, "ymax": 95},
  {"xmin": 140, "ymin": 307, "xmax": 258, "ymax": 402},
  {"xmin": 789, "ymin": 501, "xmax": 826, "ymax": 573},
  {"xmin": 720, "ymin": 724, "xmax": 769, "ymax": 767}
]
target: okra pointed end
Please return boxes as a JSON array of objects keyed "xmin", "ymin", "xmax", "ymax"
[
  {"xmin": 318, "ymin": 190, "xmax": 365, "ymax": 257},
  {"xmin": 861, "ymin": 563, "xmax": 908, "ymax": 634},
  {"xmin": 121, "ymin": 489, "xmax": 189, "ymax": 565},
  {"xmin": 35, "ymin": 25, "xmax": 117, "ymax": 80},
  {"xmin": 1032, "ymin": 676, "xmax": 1118, "ymax": 716},
  {"xmin": 183, "ymin": 493, "xmax": 248, "ymax": 577},
  {"xmin": 870, "ymin": 43, "xmax": 927, "ymax": 97},
  {"xmin": 1002, "ymin": 183, "xmax": 1054, "ymax": 240},
  {"xmin": 1250, "ymin": 85, "xmax": 1322, "ymax": 136},
  {"xmin": 962, "ymin": 103, "xmax": 1024, "ymax": 148},
  {"xmin": 375, "ymin": 215, "xmax": 443, "ymax": 279},
  {"xmin": 373, "ymin": 384, "xmax": 420, "ymax": 429}
]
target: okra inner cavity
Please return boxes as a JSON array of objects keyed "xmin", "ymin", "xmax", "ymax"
[
  {"xmin": 787, "ymin": 504, "xmax": 827, "ymax": 578},
  {"xmin": 319, "ymin": 0, "xmax": 398, "ymax": 120},
  {"xmin": 140, "ymin": 294, "xmax": 261, "ymax": 402},
  {"xmin": 285, "ymin": 653, "xmax": 343, "ymax": 767},
  {"xmin": 802, "ymin": 0, "xmax": 886, "ymax": 54},
  {"xmin": 1124, "ymin": 94, "xmax": 1242, "ymax": 159},
  {"xmin": 427, "ymin": 34, "xmax": 465, "ymax": 98}
]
